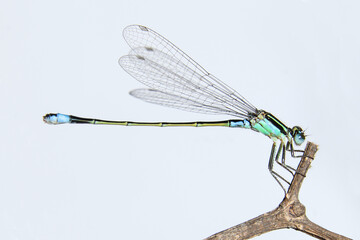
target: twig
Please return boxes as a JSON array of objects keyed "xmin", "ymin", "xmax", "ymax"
[{"xmin": 204, "ymin": 142, "xmax": 351, "ymax": 240}]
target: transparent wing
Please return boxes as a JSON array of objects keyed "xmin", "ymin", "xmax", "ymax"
[
  {"xmin": 119, "ymin": 25, "xmax": 258, "ymax": 118},
  {"xmin": 130, "ymin": 88, "xmax": 245, "ymax": 117}
]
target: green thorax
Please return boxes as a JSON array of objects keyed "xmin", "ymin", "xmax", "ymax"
[{"xmin": 250, "ymin": 111, "xmax": 290, "ymax": 141}]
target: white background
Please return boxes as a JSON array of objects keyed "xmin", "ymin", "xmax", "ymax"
[{"xmin": 1, "ymin": 0, "xmax": 359, "ymax": 239}]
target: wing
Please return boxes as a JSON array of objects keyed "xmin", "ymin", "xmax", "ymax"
[
  {"xmin": 119, "ymin": 25, "xmax": 258, "ymax": 118},
  {"xmin": 130, "ymin": 88, "xmax": 245, "ymax": 117}
]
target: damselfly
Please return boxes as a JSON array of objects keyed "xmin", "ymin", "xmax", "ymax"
[{"xmin": 43, "ymin": 25, "xmax": 306, "ymax": 193}]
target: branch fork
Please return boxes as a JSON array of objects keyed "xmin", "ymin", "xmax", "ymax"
[{"xmin": 205, "ymin": 142, "xmax": 351, "ymax": 240}]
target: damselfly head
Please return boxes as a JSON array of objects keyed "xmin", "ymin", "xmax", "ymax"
[{"xmin": 291, "ymin": 126, "xmax": 305, "ymax": 146}]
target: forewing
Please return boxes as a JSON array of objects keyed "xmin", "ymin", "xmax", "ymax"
[
  {"xmin": 120, "ymin": 25, "xmax": 258, "ymax": 117},
  {"xmin": 123, "ymin": 25, "xmax": 208, "ymax": 76},
  {"xmin": 120, "ymin": 49, "xmax": 249, "ymax": 118}
]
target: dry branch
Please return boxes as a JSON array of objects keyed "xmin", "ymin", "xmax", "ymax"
[{"xmin": 205, "ymin": 142, "xmax": 351, "ymax": 240}]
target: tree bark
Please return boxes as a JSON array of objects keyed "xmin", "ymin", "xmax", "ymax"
[{"xmin": 205, "ymin": 142, "xmax": 351, "ymax": 240}]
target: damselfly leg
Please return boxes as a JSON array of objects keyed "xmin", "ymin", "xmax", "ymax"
[
  {"xmin": 269, "ymin": 141, "xmax": 306, "ymax": 193},
  {"xmin": 287, "ymin": 141, "xmax": 305, "ymax": 158},
  {"xmin": 269, "ymin": 142, "xmax": 291, "ymax": 193}
]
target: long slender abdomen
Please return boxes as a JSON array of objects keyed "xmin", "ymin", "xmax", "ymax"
[{"xmin": 43, "ymin": 113, "xmax": 237, "ymax": 127}]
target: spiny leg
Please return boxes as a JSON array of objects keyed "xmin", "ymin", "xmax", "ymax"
[
  {"xmin": 275, "ymin": 142, "xmax": 296, "ymax": 175},
  {"xmin": 286, "ymin": 141, "xmax": 304, "ymax": 158},
  {"xmin": 275, "ymin": 139, "xmax": 309, "ymax": 175},
  {"xmin": 268, "ymin": 142, "xmax": 291, "ymax": 194}
]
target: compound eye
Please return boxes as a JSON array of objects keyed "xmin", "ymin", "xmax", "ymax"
[
  {"xmin": 294, "ymin": 132, "xmax": 305, "ymax": 145},
  {"xmin": 292, "ymin": 126, "xmax": 305, "ymax": 146}
]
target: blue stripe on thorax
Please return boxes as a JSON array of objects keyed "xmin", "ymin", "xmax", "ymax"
[{"xmin": 229, "ymin": 111, "xmax": 289, "ymax": 141}]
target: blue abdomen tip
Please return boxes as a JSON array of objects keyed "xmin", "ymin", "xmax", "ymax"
[{"xmin": 43, "ymin": 113, "xmax": 70, "ymax": 124}]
